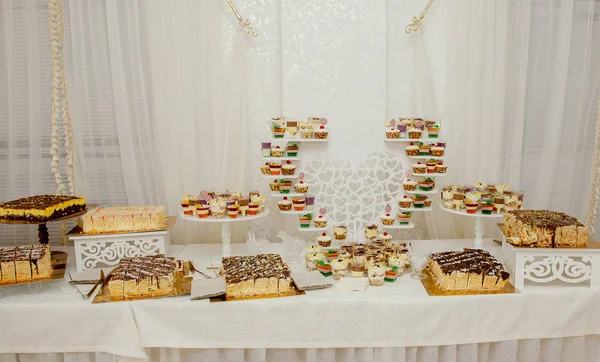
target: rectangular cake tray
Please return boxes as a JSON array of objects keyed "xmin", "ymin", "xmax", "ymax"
[
  {"xmin": 67, "ymin": 216, "xmax": 177, "ymax": 237},
  {"xmin": 0, "ymin": 251, "xmax": 67, "ymax": 286},
  {"xmin": 420, "ymin": 268, "xmax": 519, "ymax": 296},
  {"xmin": 0, "ymin": 209, "xmax": 88, "ymax": 225},
  {"xmin": 497, "ymin": 223, "xmax": 600, "ymax": 249},
  {"xmin": 92, "ymin": 261, "xmax": 193, "ymax": 303},
  {"xmin": 209, "ymin": 284, "xmax": 305, "ymax": 303}
]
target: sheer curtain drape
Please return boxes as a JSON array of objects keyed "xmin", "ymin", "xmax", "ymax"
[
  {"xmin": 0, "ymin": 0, "xmax": 61, "ymax": 244},
  {"xmin": 504, "ymin": 0, "xmax": 600, "ymax": 227}
]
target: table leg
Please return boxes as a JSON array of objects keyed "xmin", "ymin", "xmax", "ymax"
[
  {"xmin": 221, "ymin": 223, "xmax": 232, "ymax": 257},
  {"xmin": 38, "ymin": 223, "xmax": 49, "ymax": 244},
  {"xmin": 474, "ymin": 217, "xmax": 484, "ymax": 247}
]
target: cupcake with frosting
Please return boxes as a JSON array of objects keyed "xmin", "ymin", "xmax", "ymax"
[
  {"xmin": 408, "ymin": 127, "xmax": 423, "ymax": 139},
  {"xmin": 381, "ymin": 213, "xmax": 395, "ymax": 225},
  {"xmin": 314, "ymin": 125, "xmax": 329, "ymax": 139},
  {"xmin": 317, "ymin": 232, "xmax": 332, "ymax": 247},
  {"xmin": 403, "ymin": 179, "xmax": 417, "ymax": 191},
  {"xmin": 431, "ymin": 144, "xmax": 445, "ymax": 157},
  {"xmin": 270, "ymin": 145, "xmax": 284, "ymax": 157},
  {"xmin": 423, "ymin": 199, "xmax": 433, "ymax": 207},
  {"xmin": 412, "ymin": 162, "xmax": 426, "ymax": 174},
  {"xmin": 277, "ymin": 197, "xmax": 292, "ymax": 211},
  {"xmin": 435, "ymin": 164, "xmax": 448, "ymax": 174},
  {"xmin": 314, "ymin": 215, "xmax": 328, "ymax": 228},
  {"xmin": 386, "ymin": 127, "xmax": 400, "ymax": 139},
  {"xmin": 398, "ymin": 195, "xmax": 412, "ymax": 209},
  {"xmin": 269, "ymin": 179, "xmax": 280, "ymax": 191},
  {"xmin": 281, "ymin": 161, "xmax": 296, "ymax": 175},
  {"xmin": 368, "ymin": 266, "xmax": 386, "ymax": 286},
  {"xmin": 260, "ymin": 162, "xmax": 271, "ymax": 175},
  {"xmin": 378, "ymin": 232, "xmax": 393, "ymax": 244},
  {"xmin": 331, "ymin": 258, "xmax": 349, "ymax": 280},
  {"xmin": 294, "ymin": 180, "xmax": 309, "ymax": 193},
  {"xmin": 405, "ymin": 143, "xmax": 419, "ymax": 156}
]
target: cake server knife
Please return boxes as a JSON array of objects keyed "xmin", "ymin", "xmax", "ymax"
[
  {"xmin": 85, "ymin": 270, "xmax": 105, "ymax": 300},
  {"xmin": 189, "ymin": 261, "xmax": 213, "ymax": 279},
  {"xmin": 68, "ymin": 273, "xmax": 86, "ymax": 299}
]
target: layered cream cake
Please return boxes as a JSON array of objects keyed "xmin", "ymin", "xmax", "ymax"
[
  {"xmin": 0, "ymin": 195, "xmax": 86, "ymax": 221},
  {"xmin": 0, "ymin": 245, "xmax": 51, "ymax": 284},
  {"xmin": 222, "ymin": 254, "xmax": 292, "ymax": 298},
  {"xmin": 81, "ymin": 206, "xmax": 167, "ymax": 234},
  {"xmin": 503, "ymin": 210, "xmax": 588, "ymax": 248},
  {"xmin": 429, "ymin": 248, "xmax": 509, "ymax": 291},
  {"xmin": 107, "ymin": 254, "xmax": 183, "ymax": 299}
]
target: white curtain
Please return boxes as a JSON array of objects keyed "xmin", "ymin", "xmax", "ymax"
[
  {"xmin": 141, "ymin": 0, "xmax": 252, "ymax": 242},
  {"xmin": 0, "ymin": 0, "xmax": 63, "ymax": 244},
  {"xmin": 504, "ymin": 0, "xmax": 600, "ymax": 227}
]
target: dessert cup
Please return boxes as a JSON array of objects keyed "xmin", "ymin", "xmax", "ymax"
[
  {"xmin": 368, "ymin": 266, "xmax": 385, "ymax": 286},
  {"xmin": 333, "ymin": 225, "xmax": 347, "ymax": 240}
]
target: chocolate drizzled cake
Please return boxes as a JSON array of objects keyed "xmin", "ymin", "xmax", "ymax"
[
  {"xmin": 503, "ymin": 210, "xmax": 588, "ymax": 248},
  {"xmin": 0, "ymin": 195, "xmax": 86, "ymax": 222},
  {"xmin": 429, "ymin": 248, "xmax": 510, "ymax": 291},
  {"xmin": 222, "ymin": 254, "xmax": 292, "ymax": 298},
  {"xmin": 0, "ymin": 244, "xmax": 51, "ymax": 284},
  {"xmin": 107, "ymin": 254, "xmax": 184, "ymax": 299}
]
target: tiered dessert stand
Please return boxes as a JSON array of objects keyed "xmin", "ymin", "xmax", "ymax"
[
  {"xmin": 383, "ymin": 119, "xmax": 447, "ymax": 235},
  {"xmin": 260, "ymin": 118, "xmax": 328, "ymax": 230},
  {"xmin": 180, "ymin": 209, "xmax": 270, "ymax": 257},
  {"xmin": 439, "ymin": 205, "xmax": 503, "ymax": 247}
]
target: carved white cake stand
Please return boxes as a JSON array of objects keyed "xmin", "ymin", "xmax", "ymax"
[
  {"xmin": 179, "ymin": 209, "xmax": 270, "ymax": 257},
  {"xmin": 439, "ymin": 204, "xmax": 503, "ymax": 247}
]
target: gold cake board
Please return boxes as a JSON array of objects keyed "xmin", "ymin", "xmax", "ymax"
[
  {"xmin": 0, "ymin": 251, "xmax": 67, "ymax": 286},
  {"xmin": 421, "ymin": 268, "xmax": 519, "ymax": 296},
  {"xmin": 92, "ymin": 261, "xmax": 193, "ymax": 303},
  {"xmin": 210, "ymin": 285, "xmax": 305, "ymax": 302}
]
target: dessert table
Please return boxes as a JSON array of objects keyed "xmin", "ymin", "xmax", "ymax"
[{"xmin": 1, "ymin": 241, "xmax": 599, "ymax": 362}]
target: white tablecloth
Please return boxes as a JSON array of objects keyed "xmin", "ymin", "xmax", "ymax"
[{"xmin": 1, "ymin": 240, "xmax": 599, "ymax": 361}]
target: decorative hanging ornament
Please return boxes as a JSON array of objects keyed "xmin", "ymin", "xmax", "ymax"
[
  {"xmin": 320, "ymin": 118, "xmax": 328, "ymax": 126},
  {"xmin": 299, "ymin": 172, "xmax": 305, "ymax": 181},
  {"xmin": 385, "ymin": 204, "xmax": 392, "ymax": 213},
  {"xmin": 319, "ymin": 208, "xmax": 326, "ymax": 215},
  {"xmin": 390, "ymin": 119, "xmax": 396, "ymax": 127},
  {"xmin": 405, "ymin": 170, "xmax": 413, "ymax": 178}
]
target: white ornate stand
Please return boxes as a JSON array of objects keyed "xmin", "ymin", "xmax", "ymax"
[
  {"xmin": 179, "ymin": 209, "xmax": 270, "ymax": 257},
  {"xmin": 497, "ymin": 223, "xmax": 600, "ymax": 290},
  {"xmin": 70, "ymin": 230, "xmax": 168, "ymax": 272},
  {"xmin": 439, "ymin": 205, "xmax": 503, "ymax": 247}
]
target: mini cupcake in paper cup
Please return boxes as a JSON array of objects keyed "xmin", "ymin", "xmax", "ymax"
[
  {"xmin": 398, "ymin": 195, "xmax": 413, "ymax": 208},
  {"xmin": 405, "ymin": 143, "xmax": 419, "ymax": 156},
  {"xmin": 281, "ymin": 160, "xmax": 296, "ymax": 175},
  {"xmin": 386, "ymin": 127, "xmax": 400, "ymax": 139},
  {"xmin": 317, "ymin": 232, "xmax": 332, "ymax": 247},
  {"xmin": 314, "ymin": 125, "xmax": 329, "ymax": 139},
  {"xmin": 431, "ymin": 144, "xmax": 445, "ymax": 157},
  {"xmin": 403, "ymin": 179, "xmax": 417, "ymax": 192},
  {"xmin": 294, "ymin": 180, "xmax": 309, "ymax": 193},
  {"xmin": 412, "ymin": 162, "xmax": 426, "ymax": 174},
  {"xmin": 260, "ymin": 162, "xmax": 271, "ymax": 174},
  {"xmin": 314, "ymin": 215, "xmax": 328, "ymax": 228},
  {"xmin": 381, "ymin": 213, "xmax": 395, "ymax": 225},
  {"xmin": 277, "ymin": 197, "xmax": 292, "ymax": 211},
  {"xmin": 269, "ymin": 179, "xmax": 280, "ymax": 191},
  {"xmin": 435, "ymin": 164, "xmax": 448, "ymax": 174},
  {"xmin": 408, "ymin": 127, "xmax": 423, "ymax": 139}
]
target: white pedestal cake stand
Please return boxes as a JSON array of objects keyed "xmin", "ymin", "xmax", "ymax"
[
  {"xmin": 439, "ymin": 204, "xmax": 503, "ymax": 247},
  {"xmin": 179, "ymin": 209, "xmax": 270, "ymax": 257}
]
